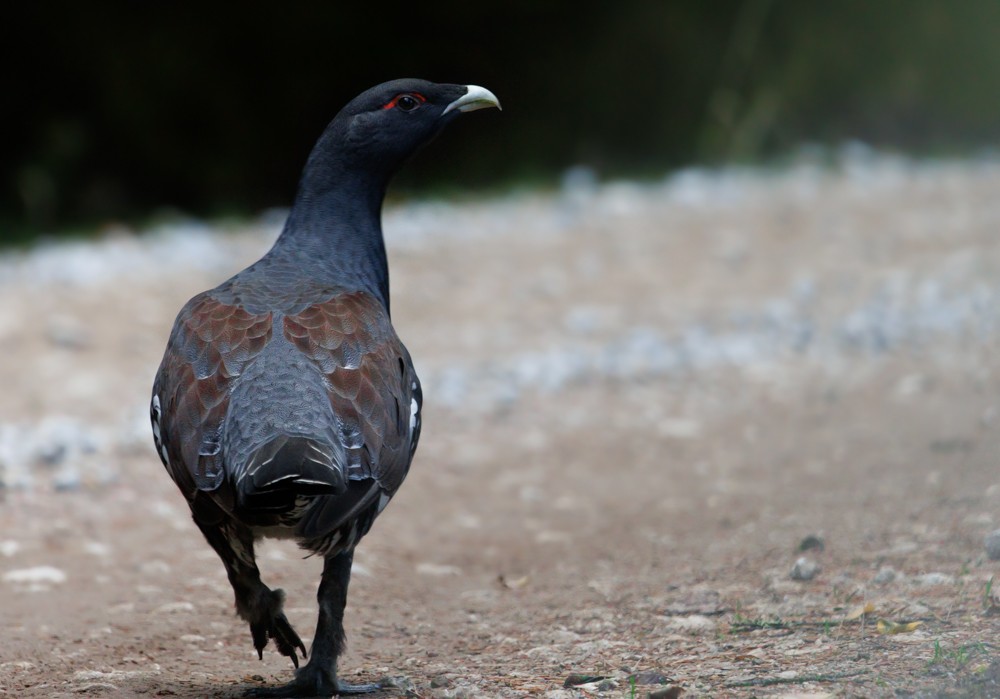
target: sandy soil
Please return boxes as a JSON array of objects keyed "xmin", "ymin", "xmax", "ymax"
[{"xmin": 2, "ymin": 155, "xmax": 1000, "ymax": 698}]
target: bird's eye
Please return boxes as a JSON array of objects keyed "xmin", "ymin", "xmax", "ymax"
[
  {"xmin": 383, "ymin": 93, "xmax": 426, "ymax": 112},
  {"xmin": 397, "ymin": 94, "xmax": 420, "ymax": 111}
]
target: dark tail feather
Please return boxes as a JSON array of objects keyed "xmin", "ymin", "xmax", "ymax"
[
  {"xmin": 237, "ymin": 435, "xmax": 345, "ymax": 512},
  {"xmin": 297, "ymin": 479, "xmax": 382, "ymax": 540}
]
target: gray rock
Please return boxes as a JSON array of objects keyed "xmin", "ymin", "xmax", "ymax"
[
  {"xmin": 798, "ymin": 534, "xmax": 825, "ymax": 552},
  {"xmin": 873, "ymin": 566, "xmax": 897, "ymax": 584},
  {"xmin": 378, "ymin": 676, "xmax": 415, "ymax": 693},
  {"xmin": 52, "ymin": 467, "xmax": 82, "ymax": 492},
  {"xmin": 629, "ymin": 670, "xmax": 671, "ymax": 685},
  {"xmin": 790, "ymin": 556, "xmax": 821, "ymax": 581},
  {"xmin": 914, "ymin": 572, "xmax": 955, "ymax": 587},
  {"xmin": 985, "ymin": 528, "xmax": 1000, "ymax": 560},
  {"xmin": 45, "ymin": 318, "xmax": 92, "ymax": 350},
  {"xmin": 648, "ymin": 687, "xmax": 684, "ymax": 699}
]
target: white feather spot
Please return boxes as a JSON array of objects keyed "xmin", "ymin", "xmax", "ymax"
[{"xmin": 409, "ymin": 397, "xmax": 419, "ymax": 432}]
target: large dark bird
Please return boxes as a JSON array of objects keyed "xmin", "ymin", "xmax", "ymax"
[{"xmin": 151, "ymin": 80, "xmax": 499, "ymax": 697}]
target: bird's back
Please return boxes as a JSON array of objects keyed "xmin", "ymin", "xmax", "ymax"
[{"xmin": 152, "ymin": 259, "xmax": 421, "ymax": 553}]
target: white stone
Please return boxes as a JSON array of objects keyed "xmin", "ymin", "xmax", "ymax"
[
  {"xmin": 154, "ymin": 601, "xmax": 195, "ymax": 614},
  {"xmin": 914, "ymin": 572, "xmax": 955, "ymax": 587},
  {"xmin": 3, "ymin": 566, "xmax": 66, "ymax": 585},
  {"xmin": 790, "ymin": 557, "xmax": 821, "ymax": 581},
  {"xmin": 416, "ymin": 563, "xmax": 462, "ymax": 576}
]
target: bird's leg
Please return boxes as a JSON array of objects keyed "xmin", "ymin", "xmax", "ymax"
[
  {"xmin": 245, "ymin": 549, "xmax": 379, "ymax": 698},
  {"xmin": 193, "ymin": 518, "xmax": 306, "ymax": 667},
  {"xmin": 306, "ymin": 549, "xmax": 380, "ymax": 694}
]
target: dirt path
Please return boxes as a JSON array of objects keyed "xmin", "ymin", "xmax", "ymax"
[{"xmin": 2, "ymin": 156, "xmax": 1000, "ymax": 697}]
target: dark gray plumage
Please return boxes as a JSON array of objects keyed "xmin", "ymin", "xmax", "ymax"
[{"xmin": 151, "ymin": 79, "xmax": 499, "ymax": 698}]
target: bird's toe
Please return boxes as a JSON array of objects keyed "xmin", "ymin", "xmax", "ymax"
[
  {"xmin": 333, "ymin": 679, "xmax": 381, "ymax": 695},
  {"xmin": 270, "ymin": 611, "xmax": 307, "ymax": 667}
]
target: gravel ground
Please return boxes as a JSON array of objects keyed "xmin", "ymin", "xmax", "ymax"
[{"xmin": 2, "ymin": 150, "xmax": 1000, "ymax": 697}]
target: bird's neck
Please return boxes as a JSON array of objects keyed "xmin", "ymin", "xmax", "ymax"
[{"xmin": 270, "ymin": 147, "xmax": 393, "ymax": 309}]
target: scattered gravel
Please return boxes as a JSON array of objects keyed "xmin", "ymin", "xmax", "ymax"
[{"xmin": 3, "ymin": 153, "xmax": 1000, "ymax": 698}]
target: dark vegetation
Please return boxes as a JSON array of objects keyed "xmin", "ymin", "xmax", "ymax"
[{"xmin": 5, "ymin": 1, "xmax": 1000, "ymax": 238}]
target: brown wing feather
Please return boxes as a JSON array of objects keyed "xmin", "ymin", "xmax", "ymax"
[
  {"xmin": 282, "ymin": 292, "xmax": 417, "ymax": 495},
  {"xmin": 153, "ymin": 293, "xmax": 273, "ymax": 498}
]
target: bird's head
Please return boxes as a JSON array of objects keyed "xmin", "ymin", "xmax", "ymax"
[{"xmin": 316, "ymin": 79, "xmax": 501, "ymax": 179}]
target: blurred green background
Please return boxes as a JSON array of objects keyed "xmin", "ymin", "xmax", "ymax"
[{"xmin": 5, "ymin": 1, "xmax": 1000, "ymax": 239}]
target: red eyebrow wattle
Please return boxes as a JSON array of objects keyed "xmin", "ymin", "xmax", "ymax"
[{"xmin": 382, "ymin": 93, "xmax": 427, "ymax": 110}]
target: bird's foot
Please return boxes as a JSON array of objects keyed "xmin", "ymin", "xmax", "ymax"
[
  {"xmin": 244, "ymin": 664, "xmax": 380, "ymax": 697},
  {"xmin": 246, "ymin": 588, "xmax": 307, "ymax": 668}
]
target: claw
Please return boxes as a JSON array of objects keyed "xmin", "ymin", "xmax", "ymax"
[
  {"xmin": 267, "ymin": 612, "xmax": 307, "ymax": 669},
  {"xmin": 247, "ymin": 599, "xmax": 307, "ymax": 669}
]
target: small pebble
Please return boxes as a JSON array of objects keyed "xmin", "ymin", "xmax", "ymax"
[
  {"xmin": 985, "ymin": 529, "xmax": 1000, "ymax": 560},
  {"xmin": 629, "ymin": 670, "xmax": 671, "ymax": 685},
  {"xmin": 74, "ymin": 682, "xmax": 119, "ymax": 694},
  {"xmin": 84, "ymin": 541, "xmax": 112, "ymax": 557},
  {"xmin": 415, "ymin": 563, "xmax": 462, "ymax": 576},
  {"xmin": 430, "ymin": 675, "xmax": 451, "ymax": 688},
  {"xmin": 914, "ymin": 572, "xmax": 954, "ymax": 587},
  {"xmin": 378, "ymin": 676, "xmax": 415, "ymax": 693},
  {"xmin": 154, "ymin": 602, "xmax": 194, "ymax": 614},
  {"xmin": 45, "ymin": 318, "xmax": 92, "ymax": 350},
  {"xmin": 873, "ymin": 566, "xmax": 897, "ymax": 584},
  {"xmin": 798, "ymin": 534, "xmax": 825, "ymax": 552},
  {"xmin": 648, "ymin": 687, "xmax": 684, "ymax": 699},
  {"xmin": 669, "ymin": 614, "xmax": 716, "ymax": 632},
  {"xmin": 3, "ymin": 565, "xmax": 67, "ymax": 585},
  {"xmin": 140, "ymin": 560, "xmax": 171, "ymax": 575},
  {"xmin": 790, "ymin": 557, "xmax": 820, "ymax": 581},
  {"xmin": 53, "ymin": 467, "xmax": 82, "ymax": 492},
  {"xmin": 0, "ymin": 661, "xmax": 35, "ymax": 671}
]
